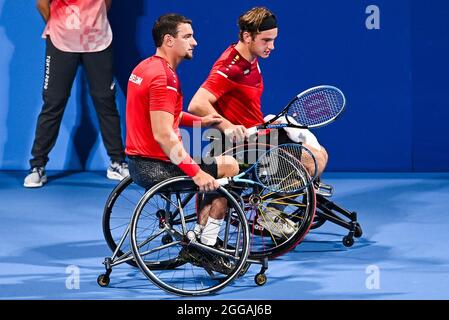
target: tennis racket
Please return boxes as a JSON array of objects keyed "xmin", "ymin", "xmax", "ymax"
[
  {"xmin": 217, "ymin": 143, "xmax": 317, "ymax": 193},
  {"xmin": 246, "ymin": 85, "xmax": 346, "ymax": 136}
]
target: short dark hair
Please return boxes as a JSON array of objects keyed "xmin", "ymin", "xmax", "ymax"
[{"xmin": 152, "ymin": 13, "xmax": 193, "ymax": 47}]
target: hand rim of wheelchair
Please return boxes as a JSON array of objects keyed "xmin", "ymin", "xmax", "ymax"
[
  {"xmin": 103, "ymin": 172, "xmax": 316, "ymax": 267},
  {"xmin": 129, "ymin": 176, "xmax": 251, "ymax": 296}
]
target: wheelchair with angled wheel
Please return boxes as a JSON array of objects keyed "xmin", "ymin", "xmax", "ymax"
[
  {"xmin": 99, "ymin": 175, "xmax": 251, "ymax": 296},
  {"xmin": 99, "ymin": 147, "xmax": 317, "ymax": 294},
  {"xmin": 98, "ymin": 145, "xmax": 359, "ymax": 295}
]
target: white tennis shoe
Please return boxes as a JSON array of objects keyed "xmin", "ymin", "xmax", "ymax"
[{"xmin": 256, "ymin": 207, "xmax": 297, "ymax": 239}]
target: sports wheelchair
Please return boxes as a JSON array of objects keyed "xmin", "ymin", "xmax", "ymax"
[
  {"xmin": 98, "ymin": 175, "xmax": 251, "ymax": 296},
  {"xmin": 98, "ymin": 147, "xmax": 362, "ymax": 296},
  {"xmin": 98, "ymin": 149, "xmax": 317, "ymax": 295}
]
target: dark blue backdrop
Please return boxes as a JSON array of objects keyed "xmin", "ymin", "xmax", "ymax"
[{"xmin": 0, "ymin": 0, "xmax": 448, "ymax": 171}]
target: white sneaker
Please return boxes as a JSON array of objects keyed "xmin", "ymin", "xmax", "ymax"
[
  {"xmin": 257, "ymin": 207, "xmax": 297, "ymax": 239},
  {"xmin": 107, "ymin": 162, "xmax": 129, "ymax": 181},
  {"xmin": 24, "ymin": 167, "xmax": 47, "ymax": 188}
]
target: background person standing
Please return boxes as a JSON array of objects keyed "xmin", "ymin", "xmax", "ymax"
[{"xmin": 24, "ymin": 0, "xmax": 128, "ymax": 188}]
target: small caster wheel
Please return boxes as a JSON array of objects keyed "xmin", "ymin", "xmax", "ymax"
[
  {"xmin": 97, "ymin": 274, "xmax": 110, "ymax": 287},
  {"xmin": 342, "ymin": 236, "xmax": 354, "ymax": 247},
  {"xmin": 162, "ymin": 234, "xmax": 173, "ymax": 245},
  {"xmin": 254, "ymin": 273, "xmax": 267, "ymax": 286},
  {"xmin": 354, "ymin": 223, "xmax": 363, "ymax": 238}
]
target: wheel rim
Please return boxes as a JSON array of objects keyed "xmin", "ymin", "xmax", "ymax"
[
  {"xmin": 130, "ymin": 177, "xmax": 250, "ymax": 296},
  {"xmin": 237, "ymin": 175, "xmax": 316, "ymax": 259}
]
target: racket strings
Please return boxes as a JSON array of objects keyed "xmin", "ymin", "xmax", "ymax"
[
  {"xmin": 288, "ymin": 88, "xmax": 344, "ymax": 127},
  {"xmin": 256, "ymin": 145, "xmax": 307, "ymax": 193}
]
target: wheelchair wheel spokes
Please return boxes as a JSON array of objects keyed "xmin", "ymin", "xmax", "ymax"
[
  {"xmin": 239, "ymin": 171, "xmax": 316, "ymax": 259},
  {"xmin": 130, "ymin": 177, "xmax": 249, "ymax": 296},
  {"xmin": 137, "ymin": 238, "xmax": 182, "ymax": 259},
  {"xmin": 131, "ymin": 189, "xmax": 195, "ymax": 270},
  {"xmin": 171, "ymin": 212, "xmax": 198, "ymax": 225},
  {"xmin": 103, "ymin": 176, "xmax": 146, "ymax": 267}
]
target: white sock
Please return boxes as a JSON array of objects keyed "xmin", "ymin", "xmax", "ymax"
[{"xmin": 200, "ymin": 217, "xmax": 224, "ymax": 246}]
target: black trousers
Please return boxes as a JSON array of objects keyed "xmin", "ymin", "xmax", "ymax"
[{"xmin": 29, "ymin": 37, "xmax": 125, "ymax": 168}]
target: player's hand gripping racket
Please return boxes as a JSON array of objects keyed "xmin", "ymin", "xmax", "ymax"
[
  {"xmin": 246, "ymin": 85, "xmax": 346, "ymax": 136},
  {"xmin": 217, "ymin": 143, "xmax": 317, "ymax": 193}
]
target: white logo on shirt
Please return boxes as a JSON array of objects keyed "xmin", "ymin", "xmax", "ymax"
[
  {"xmin": 129, "ymin": 74, "xmax": 143, "ymax": 85},
  {"xmin": 65, "ymin": 5, "xmax": 81, "ymax": 30}
]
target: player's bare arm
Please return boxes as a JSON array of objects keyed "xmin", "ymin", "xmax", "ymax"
[
  {"xmin": 151, "ymin": 110, "xmax": 218, "ymax": 192},
  {"xmin": 36, "ymin": 0, "xmax": 50, "ymax": 22},
  {"xmin": 189, "ymin": 88, "xmax": 247, "ymax": 141}
]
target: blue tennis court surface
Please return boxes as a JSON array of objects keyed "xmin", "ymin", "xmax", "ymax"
[{"xmin": 1, "ymin": 171, "xmax": 449, "ymax": 300}]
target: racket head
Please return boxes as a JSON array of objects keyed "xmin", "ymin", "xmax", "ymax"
[
  {"xmin": 254, "ymin": 143, "xmax": 317, "ymax": 193},
  {"xmin": 285, "ymin": 85, "xmax": 346, "ymax": 128}
]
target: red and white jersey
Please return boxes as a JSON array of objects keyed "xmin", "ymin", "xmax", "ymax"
[
  {"xmin": 201, "ymin": 44, "xmax": 264, "ymax": 128},
  {"xmin": 125, "ymin": 56, "xmax": 183, "ymax": 161},
  {"xmin": 43, "ymin": 0, "xmax": 112, "ymax": 52}
]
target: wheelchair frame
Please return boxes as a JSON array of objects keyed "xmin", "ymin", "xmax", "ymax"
[
  {"xmin": 98, "ymin": 168, "xmax": 316, "ymax": 295},
  {"xmin": 311, "ymin": 192, "xmax": 363, "ymax": 247},
  {"xmin": 99, "ymin": 176, "xmax": 267, "ymax": 295},
  {"xmin": 98, "ymin": 151, "xmax": 363, "ymax": 295}
]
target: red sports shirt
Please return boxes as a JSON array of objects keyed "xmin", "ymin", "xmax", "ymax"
[
  {"xmin": 125, "ymin": 56, "xmax": 183, "ymax": 161},
  {"xmin": 201, "ymin": 44, "xmax": 264, "ymax": 128}
]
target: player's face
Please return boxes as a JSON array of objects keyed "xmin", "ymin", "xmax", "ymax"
[
  {"xmin": 174, "ymin": 23, "xmax": 197, "ymax": 60},
  {"xmin": 250, "ymin": 28, "xmax": 278, "ymax": 59}
]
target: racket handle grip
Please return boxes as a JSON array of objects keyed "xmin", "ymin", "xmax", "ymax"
[
  {"xmin": 246, "ymin": 126, "xmax": 258, "ymax": 137},
  {"xmin": 247, "ymin": 123, "xmax": 288, "ymax": 137},
  {"xmin": 266, "ymin": 123, "xmax": 288, "ymax": 129},
  {"xmin": 216, "ymin": 177, "xmax": 231, "ymax": 186}
]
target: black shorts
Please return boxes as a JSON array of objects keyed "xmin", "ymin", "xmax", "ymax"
[{"xmin": 128, "ymin": 156, "xmax": 218, "ymax": 190}]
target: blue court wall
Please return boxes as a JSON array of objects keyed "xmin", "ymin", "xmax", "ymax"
[
  {"xmin": 0, "ymin": 0, "xmax": 447, "ymax": 171},
  {"xmin": 411, "ymin": 1, "xmax": 449, "ymax": 171}
]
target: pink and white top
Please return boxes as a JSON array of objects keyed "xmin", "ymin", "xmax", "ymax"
[{"xmin": 42, "ymin": 0, "xmax": 112, "ymax": 52}]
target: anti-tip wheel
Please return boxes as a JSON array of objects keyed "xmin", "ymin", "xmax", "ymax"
[
  {"xmin": 97, "ymin": 274, "xmax": 110, "ymax": 287},
  {"xmin": 255, "ymin": 273, "xmax": 267, "ymax": 286},
  {"xmin": 342, "ymin": 236, "xmax": 354, "ymax": 247}
]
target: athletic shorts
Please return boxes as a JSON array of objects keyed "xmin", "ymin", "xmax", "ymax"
[{"xmin": 128, "ymin": 156, "xmax": 218, "ymax": 190}]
